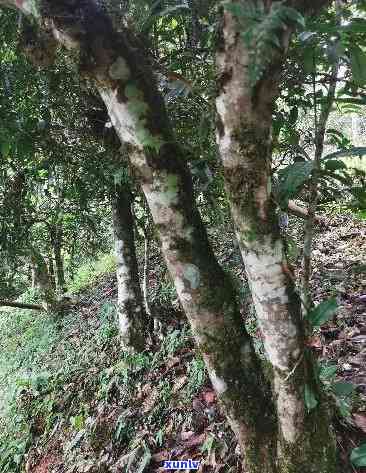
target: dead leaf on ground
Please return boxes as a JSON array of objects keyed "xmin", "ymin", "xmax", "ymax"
[
  {"xmin": 172, "ymin": 375, "xmax": 187, "ymax": 394},
  {"xmin": 141, "ymin": 388, "xmax": 159, "ymax": 413},
  {"xmin": 183, "ymin": 432, "xmax": 206, "ymax": 448},
  {"xmin": 202, "ymin": 389, "xmax": 216, "ymax": 405},
  {"xmin": 166, "ymin": 356, "xmax": 180, "ymax": 370},
  {"xmin": 180, "ymin": 430, "xmax": 195, "ymax": 441}
]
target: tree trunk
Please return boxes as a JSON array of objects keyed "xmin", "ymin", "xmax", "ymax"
[
  {"xmin": 215, "ymin": 3, "xmax": 337, "ymax": 472},
  {"xmin": 50, "ymin": 225, "xmax": 66, "ymax": 294},
  {"xmin": 111, "ymin": 184, "xmax": 147, "ymax": 352},
  {"xmin": 301, "ymin": 60, "xmax": 339, "ymax": 312},
  {"xmin": 48, "ymin": 255, "xmax": 56, "ymax": 290},
  {"xmin": 29, "ymin": 247, "xmax": 57, "ymax": 312},
  {"xmin": 101, "ymin": 108, "xmax": 277, "ymax": 470},
  {"xmin": 54, "ymin": 238, "xmax": 66, "ymax": 294},
  {"xmin": 0, "ymin": 0, "xmax": 308, "ymax": 469}
]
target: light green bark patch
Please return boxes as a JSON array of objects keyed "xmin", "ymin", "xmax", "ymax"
[
  {"xmin": 22, "ymin": 0, "xmax": 39, "ymax": 17},
  {"xmin": 109, "ymin": 57, "xmax": 131, "ymax": 81},
  {"xmin": 183, "ymin": 264, "xmax": 200, "ymax": 289}
]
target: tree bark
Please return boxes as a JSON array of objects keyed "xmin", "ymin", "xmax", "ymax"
[
  {"xmin": 29, "ymin": 247, "xmax": 58, "ymax": 312},
  {"xmin": 51, "ymin": 225, "xmax": 66, "ymax": 294},
  {"xmin": 111, "ymin": 184, "xmax": 147, "ymax": 352},
  {"xmin": 215, "ymin": 3, "xmax": 337, "ymax": 472},
  {"xmin": 47, "ymin": 254, "xmax": 56, "ymax": 290},
  {"xmin": 15, "ymin": 1, "xmax": 279, "ymax": 466}
]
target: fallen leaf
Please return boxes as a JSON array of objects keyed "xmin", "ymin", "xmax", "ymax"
[
  {"xmin": 192, "ymin": 398, "xmax": 205, "ymax": 412},
  {"xmin": 166, "ymin": 356, "xmax": 180, "ymax": 370},
  {"xmin": 307, "ymin": 336, "xmax": 322, "ymax": 349},
  {"xmin": 183, "ymin": 432, "xmax": 206, "ymax": 448},
  {"xmin": 172, "ymin": 375, "xmax": 187, "ymax": 394},
  {"xmin": 151, "ymin": 451, "xmax": 169, "ymax": 462},
  {"xmin": 181, "ymin": 430, "xmax": 195, "ymax": 441},
  {"xmin": 202, "ymin": 390, "xmax": 216, "ymax": 405},
  {"xmin": 142, "ymin": 389, "xmax": 159, "ymax": 413}
]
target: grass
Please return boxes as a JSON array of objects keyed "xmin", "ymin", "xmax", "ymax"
[
  {"xmin": 67, "ymin": 252, "xmax": 117, "ymax": 294},
  {"xmin": 0, "ymin": 292, "xmax": 205, "ymax": 473}
]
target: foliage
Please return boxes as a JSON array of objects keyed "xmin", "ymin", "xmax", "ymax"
[
  {"xmin": 226, "ymin": 1, "xmax": 304, "ymax": 85},
  {"xmin": 67, "ymin": 253, "xmax": 116, "ymax": 294},
  {"xmin": 351, "ymin": 444, "xmax": 366, "ymax": 467},
  {"xmin": 307, "ymin": 298, "xmax": 338, "ymax": 328}
]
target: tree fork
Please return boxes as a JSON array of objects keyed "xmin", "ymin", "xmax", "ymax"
[{"xmin": 0, "ymin": 0, "xmax": 278, "ymax": 467}]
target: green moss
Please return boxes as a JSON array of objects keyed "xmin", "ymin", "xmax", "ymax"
[{"xmin": 278, "ymin": 398, "xmax": 339, "ymax": 473}]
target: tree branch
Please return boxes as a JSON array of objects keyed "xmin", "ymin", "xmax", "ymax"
[{"xmin": 0, "ymin": 300, "xmax": 44, "ymax": 310}]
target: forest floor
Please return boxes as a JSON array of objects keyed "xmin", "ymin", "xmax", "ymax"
[{"xmin": 0, "ymin": 211, "xmax": 365, "ymax": 473}]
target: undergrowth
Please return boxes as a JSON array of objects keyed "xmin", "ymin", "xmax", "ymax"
[
  {"xmin": 0, "ymin": 297, "xmax": 207, "ymax": 473},
  {"xmin": 67, "ymin": 253, "xmax": 117, "ymax": 294}
]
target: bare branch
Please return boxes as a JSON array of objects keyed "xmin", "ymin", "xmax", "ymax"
[{"xmin": 0, "ymin": 300, "xmax": 44, "ymax": 310}]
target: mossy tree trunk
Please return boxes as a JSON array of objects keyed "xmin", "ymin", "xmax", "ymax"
[
  {"xmin": 1, "ymin": 0, "xmax": 279, "ymax": 468},
  {"xmin": 98, "ymin": 20, "xmax": 277, "ymax": 473},
  {"xmin": 0, "ymin": 0, "xmax": 337, "ymax": 470},
  {"xmin": 215, "ymin": 2, "xmax": 337, "ymax": 472},
  {"xmin": 111, "ymin": 184, "xmax": 148, "ymax": 352}
]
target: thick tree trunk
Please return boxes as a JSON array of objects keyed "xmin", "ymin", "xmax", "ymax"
[
  {"xmin": 102, "ymin": 112, "xmax": 277, "ymax": 471},
  {"xmin": 0, "ymin": 0, "xmax": 292, "ymax": 468},
  {"xmin": 215, "ymin": 4, "xmax": 337, "ymax": 472},
  {"xmin": 111, "ymin": 185, "xmax": 147, "ymax": 352}
]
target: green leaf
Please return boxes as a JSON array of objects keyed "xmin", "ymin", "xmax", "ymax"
[
  {"xmin": 157, "ymin": 4, "xmax": 189, "ymax": 17},
  {"xmin": 307, "ymin": 298, "xmax": 338, "ymax": 328},
  {"xmin": 349, "ymin": 46, "xmax": 366, "ymax": 85},
  {"xmin": 319, "ymin": 363, "xmax": 338, "ymax": 381},
  {"xmin": 324, "ymin": 160, "xmax": 347, "ymax": 171},
  {"xmin": 351, "ymin": 444, "xmax": 366, "ymax": 467},
  {"xmin": 1, "ymin": 140, "xmax": 11, "ymax": 157},
  {"xmin": 224, "ymin": 3, "xmax": 245, "ymax": 17},
  {"xmin": 298, "ymin": 31, "xmax": 316, "ymax": 43},
  {"xmin": 322, "ymin": 147, "xmax": 366, "ymax": 161},
  {"xmin": 331, "ymin": 381, "xmax": 355, "ymax": 397},
  {"xmin": 338, "ymin": 398, "xmax": 351, "ymax": 418},
  {"xmin": 70, "ymin": 414, "xmax": 84, "ymax": 431},
  {"xmin": 304, "ymin": 384, "xmax": 318, "ymax": 411},
  {"xmin": 201, "ymin": 434, "xmax": 215, "ymax": 454},
  {"xmin": 342, "ymin": 19, "xmax": 366, "ymax": 34},
  {"xmin": 277, "ymin": 161, "xmax": 313, "ymax": 207}
]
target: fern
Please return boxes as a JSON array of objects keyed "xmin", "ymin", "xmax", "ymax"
[{"xmin": 225, "ymin": 1, "xmax": 305, "ymax": 86}]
